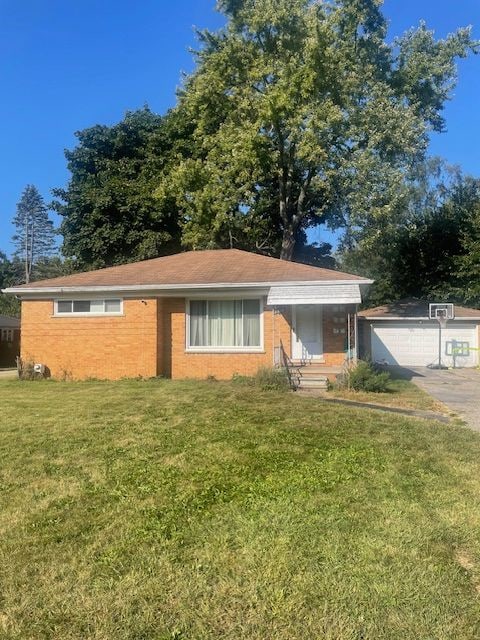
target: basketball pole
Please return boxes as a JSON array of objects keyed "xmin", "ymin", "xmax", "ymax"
[
  {"xmin": 438, "ymin": 319, "xmax": 442, "ymax": 369},
  {"xmin": 429, "ymin": 304, "xmax": 454, "ymax": 370}
]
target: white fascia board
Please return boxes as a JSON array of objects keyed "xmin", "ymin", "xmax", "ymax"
[
  {"xmin": 362, "ymin": 316, "xmax": 480, "ymax": 321},
  {"xmin": 3, "ymin": 278, "xmax": 373, "ymax": 298}
]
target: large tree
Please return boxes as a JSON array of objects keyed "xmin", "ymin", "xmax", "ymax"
[
  {"xmin": 12, "ymin": 185, "xmax": 56, "ymax": 283},
  {"xmin": 452, "ymin": 183, "xmax": 480, "ymax": 307},
  {"xmin": 341, "ymin": 165, "xmax": 480, "ymax": 307},
  {"xmin": 0, "ymin": 252, "xmax": 20, "ymax": 316},
  {"xmin": 54, "ymin": 108, "xmax": 192, "ymax": 269},
  {"xmin": 160, "ymin": 0, "xmax": 476, "ymax": 259}
]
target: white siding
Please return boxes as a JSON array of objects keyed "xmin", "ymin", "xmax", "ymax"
[
  {"xmin": 371, "ymin": 322, "xmax": 478, "ymax": 367},
  {"xmin": 267, "ymin": 284, "xmax": 361, "ymax": 305}
]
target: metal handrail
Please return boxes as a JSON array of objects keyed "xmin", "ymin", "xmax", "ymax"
[{"xmin": 279, "ymin": 340, "xmax": 298, "ymax": 390}]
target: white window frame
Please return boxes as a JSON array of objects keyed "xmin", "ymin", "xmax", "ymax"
[
  {"xmin": 53, "ymin": 298, "xmax": 124, "ymax": 317},
  {"xmin": 1, "ymin": 328, "xmax": 14, "ymax": 342},
  {"xmin": 186, "ymin": 297, "xmax": 264, "ymax": 353}
]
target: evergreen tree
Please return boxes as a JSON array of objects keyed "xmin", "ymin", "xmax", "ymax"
[{"xmin": 12, "ymin": 185, "xmax": 56, "ymax": 283}]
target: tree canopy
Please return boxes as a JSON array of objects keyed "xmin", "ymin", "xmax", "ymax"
[
  {"xmin": 157, "ymin": 0, "xmax": 477, "ymax": 259},
  {"xmin": 0, "ymin": 253, "xmax": 20, "ymax": 316},
  {"xmin": 53, "ymin": 108, "xmax": 192, "ymax": 269},
  {"xmin": 341, "ymin": 162, "xmax": 480, "ymax": 307}
]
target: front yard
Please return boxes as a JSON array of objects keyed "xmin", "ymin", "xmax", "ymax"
[{"xmin": 1, "ymin": 379, "xmax": 480, "ymax": 639}]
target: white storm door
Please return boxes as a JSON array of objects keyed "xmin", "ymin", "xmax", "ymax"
[{"xmin": 292, "ymin": 305, "xmax": 323, "ymax": 360}]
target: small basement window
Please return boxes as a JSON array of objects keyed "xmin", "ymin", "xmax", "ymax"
[{"xmin": 55, "ymin": 299, "xmax": 123, "ymax": 316}]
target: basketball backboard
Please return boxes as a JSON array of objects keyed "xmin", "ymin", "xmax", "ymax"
[{"xmin": 429, "ymin": 303, "xmax": 455, "ymax": 321}]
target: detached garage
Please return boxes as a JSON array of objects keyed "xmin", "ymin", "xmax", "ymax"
[{"xmin": 358, "ymin": 299, "xmax": 480, "ymax": 368}]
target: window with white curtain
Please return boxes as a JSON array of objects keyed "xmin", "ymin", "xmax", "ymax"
[{"xmin": 188, "ymin": 299, "xmax": 261, "ymax": 349}]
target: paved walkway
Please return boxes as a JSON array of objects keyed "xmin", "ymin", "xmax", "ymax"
[
  {"xmin": 312, "ymin": 395, "xmax": 450, "ymax": 423},
  {"xmin": 406, "ymin": 367, "xmax": 480, "ymax": 431},
  {"xmin": 0, "ymin": 369, "xmax": 17, "ymax": 379}
]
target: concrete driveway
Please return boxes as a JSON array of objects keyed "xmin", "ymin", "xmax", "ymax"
[
  {"xmin": 395, "ymin": 367, "xmax": 480, "ymax": 431},
  {"xmin": 0, "ymin": 369, "xmax": 17, "ymax": 379}
]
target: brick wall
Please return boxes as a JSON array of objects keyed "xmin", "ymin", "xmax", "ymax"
[
  {"xmin": 20, "ymin": 297, "xmax": 352, "ymax": 380},
  {"xmin": 21, "ymin": 298, "xmax": 158, "ymax": 380},
  {"xmin": 322, "ymin": 305, "xmax": 355, "ymax": 366},
  {"xmin": 157, "ymin": 297, "xmax": 292, "ymax": 380}
]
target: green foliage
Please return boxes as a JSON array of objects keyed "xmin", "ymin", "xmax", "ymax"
[
  {"xmin": 255, "ymin": 366, "xmax": 290, "ymax": 390},
  {"xmin": 160, "ymin": 0, "xmax": 477, "ymax": 259},
  {"xmin": 0, "ymin": 250, "xmax": 70, "ymax": 317},
  {"xmin": 455, "ymin": 192, "xmax": 480, "ymax": 306},
  {"xmin": 342, "ymin": 165, "xmax": 480, "ymax": 308},
  {"xmin": 338, "ymin": 361, "xmax": 391, "ymax": 393},
  {"xmin": 53, "ymin": 108, "xmax": 190, "ymax": 269},
  {"xmin": 12, "ymin": 185, "xmax": 56, "ymax": 284},
  {"xmin": 232, "ymin": 366, "xmax": 290, "ymax": 390},
  {"xmin": 0, "ymin": 294, "xmax": 19, "ymax": 317},
  {"xmin": 0, "ymin": 252, "xmax": 20, "ymax": 316}
]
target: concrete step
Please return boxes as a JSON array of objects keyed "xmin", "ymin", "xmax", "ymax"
[
  {"xmin": 296, "ymin": 377, "xmax": 329, "ymax": 390},
  {"xmin": 289, "ymin": 363, "xmax": 342, "ymax": 374},
  {"xmin": 295, "ymin": 368, "xmax": 334, "ymax": 377}
]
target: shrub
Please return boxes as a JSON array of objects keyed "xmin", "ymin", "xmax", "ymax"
[
  {"xmin": 16, "ymin": 357, "xmax": 47, "ymax": 381},
  {"xmin": 232, "ymin": 368, "xmax": 290, "ymax": 391},
  {"xmin": 254, "ymin": 366, "xmax": 290, "ymax": 391},
  {"xmin": 231, "ymin": 373, "xmax": 254, "ymax": 386},
  {"xmin": 338, "ymin": 360, "xmax": 391, "ymax": 393}
]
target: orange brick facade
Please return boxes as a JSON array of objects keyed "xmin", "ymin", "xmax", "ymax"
[
  {"xmin": 21, "ymin": 297, "xmax": 351, "ymax": 380},
  {"xmin": 157, "ymin": 298, "xmax": 292, "ymax": 379},
  {"xmin": 21, "ymin": 298, "xmax": 159, "ymax": 380}
]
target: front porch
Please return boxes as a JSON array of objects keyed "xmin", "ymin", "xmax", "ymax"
[{"xmin": 272, "ymin": 301, "xmax": 359, "ymax": 389}]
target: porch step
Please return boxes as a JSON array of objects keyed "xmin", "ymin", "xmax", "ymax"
[
  {"xmin": 295, "ymin": 366, "xmax": 340, "ymax": 376},
  {"xmin": 295, "ymin": 376, "xmax": 329, "ymax": 390},
  {"xmin": 287, "ymin": 362, "xmax": 342, "ymax": 390},
  {"xmin": 289, "ymin": 362, "xmax": 342, "ymax": 373}
]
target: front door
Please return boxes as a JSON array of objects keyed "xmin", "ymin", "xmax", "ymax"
[{"xmin": 292, "ymin": 305, "xmax": 323, "ymax": 361}]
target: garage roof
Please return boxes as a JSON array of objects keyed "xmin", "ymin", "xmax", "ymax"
[
  {"xmin": 0, "ymin": 315, "xmax": 20, "ymax": 328},
  {"xmin": 359, "ymin": 298, "xmax": 480, "ymax": 320}
]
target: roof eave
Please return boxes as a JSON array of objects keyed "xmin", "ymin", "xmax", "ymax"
[
  {"xmin": 359, "ymin": 315, "xmax": 480, "ymax": 321},
  {"xmin": 3, "ymin": 278, "xmax": 374, "ymax": 297}
]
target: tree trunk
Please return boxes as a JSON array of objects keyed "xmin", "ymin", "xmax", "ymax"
[{"xmin": 280, "ymin": 227, "xmax": 296, "ymax": 261}]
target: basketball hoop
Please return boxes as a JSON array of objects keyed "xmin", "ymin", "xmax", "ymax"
[
  {"xmin": 429, "ymin": 303, "xmax": 454, "ymax": 321},
  {"xmin": 437, "ymin": 313, "xmax": 448, "ymax": 329},
  {"xmin": 429, "ymin": 303, "xmax": 454, "ymax": 370}
]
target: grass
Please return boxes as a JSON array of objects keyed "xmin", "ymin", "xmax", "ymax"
[
  {"xmin": 329, "ymin": 373, "xmax": 447, "ymax": 412},
  {"xmin": 1, "ymin": 378, "xmax": 480, "ymax": 639}
]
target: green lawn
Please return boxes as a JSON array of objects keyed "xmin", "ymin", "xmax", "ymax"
[{"xmin": 1, "ymin": 379, "xmax": 480, "ymax": 639}]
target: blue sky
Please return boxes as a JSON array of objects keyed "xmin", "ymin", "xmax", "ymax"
[{"xmin": 0, "ymin": 0, "xmax": 479, "ymax": 256}]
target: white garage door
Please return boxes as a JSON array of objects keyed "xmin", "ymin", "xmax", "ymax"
[{"xmin": 371, "ymin": 322, "xmax": 478, "ymax": 367}]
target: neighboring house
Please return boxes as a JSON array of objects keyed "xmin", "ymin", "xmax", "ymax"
[
  {"xmin": 359, "ymin": 298, "xmax": 480, "ymax": 368},
  {"xmin": 0, "ymin": 315, "xmax": 20, "ymax": 368},
  {"xmin": 3, "ymin": 249, "xmax": 371, "ymax": 381}
]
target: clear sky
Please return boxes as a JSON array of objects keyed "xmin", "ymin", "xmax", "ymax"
[{"xmin": 0, "ymin": 0, "xmax": 479, "ymax": 256}]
